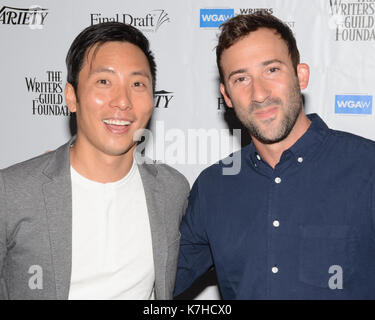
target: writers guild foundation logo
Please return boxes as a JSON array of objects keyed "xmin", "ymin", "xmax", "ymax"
[
  {"xmin": 25, "ymin": 71, "xmax": 71, "ymax": 116},
  {"xmin": 329, "ymin": 0, "xmax": 375, "ymax": 41},
  {"xmin": 237, "ymin": 8, "xmax": 274, "ymax": 15},
  {"xmin": 0, "ymin": 5, "xmax": 48, "ymax": 29},
  {"xmin": 236, "ymin": 8, "xmax": 295, "ymax": 29},
  {"xmin": 91, "ymin": 9, "xmax": 170, "ymax": 32},
  {"xmin": 154, "ymin": 90, "xmax": 173, "ymax": 109}
]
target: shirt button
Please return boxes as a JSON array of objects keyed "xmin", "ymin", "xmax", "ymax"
[
  {"xmin": 256, "ymin": 154, "xmax": 261, "ymax": 161},
  {"xmin": 297, "ymin": 157, "xmax": 304, "ymax": 163},
  {"xmin": 273, "ymin": 220, "xmax": 280, "ymax": 227},
  {"xmin": 272, "ymin": 266, "xmax": 279, "ymax": 274},
  {"xmin": 274, "ymin": 177, "xmax": 282, "ymax": 184}
]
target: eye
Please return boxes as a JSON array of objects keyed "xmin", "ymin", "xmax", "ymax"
[
  {"xmin": 235, "ymin": 77, "xmax": 247, "ymax": 83},
  {"xmin": 268, "ymin": 67, "xmax": 279, "ymax": 73},
  {"xmin": 233, "ymin": 76, "xmax": 250, "ymax": 86},
  {"xmin": 97, "ymin": 79, "xmax": 110, "ymax": 85},
  {"xmin": 132, "ymin": 81, "xmax": 148, "ymax": 91}
]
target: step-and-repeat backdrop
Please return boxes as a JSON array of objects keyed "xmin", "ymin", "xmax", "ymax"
[{"xmin": 1, "ymin": 0, "xmax": 374, "ymax": 299}]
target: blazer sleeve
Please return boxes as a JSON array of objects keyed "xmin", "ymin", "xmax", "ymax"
[
  {"xmin": 173, "ymin": 177, "xmax": 213, "ymax": 297},
  {"xmin": 0, "ymin": 171, "xmax": 7, "ymax": 299}
]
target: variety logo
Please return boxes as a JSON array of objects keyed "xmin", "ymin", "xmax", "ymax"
[
  {"xmin": 335, "ymin": 94, "xmax": 373, "ymax": 115},
  {"xmin": 0, "ymin": 5, "xmax": 48, "ymax": 28},
  {"xmin": 200, "ymin": 8, "xmax": 234, "ymax": 28},
  {"xmin": 91, "ymin": 9, "xmax": 169, "ymax": 32},
  {"xmin": 154, "ymin": 90, "xmax": 173, "ymax": 109}
]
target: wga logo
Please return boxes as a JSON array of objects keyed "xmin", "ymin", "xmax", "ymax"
[
  {"xmin": 0, "ymin": 6, "xmax": 48, "ymax": 28},
  {"xmin": 200, "ymin": 8, "xmax": 234, "ymax": 28},
  {"xmin": 335, "ymin": 95, "xmax": 373, "ymax": 115}
]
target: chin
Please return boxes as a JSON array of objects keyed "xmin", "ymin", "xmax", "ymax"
[{"xmin": 100, "ymin": 144, "xmax": 135, "ymax": 157}]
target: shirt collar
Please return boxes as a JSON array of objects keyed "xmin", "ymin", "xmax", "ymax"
[{"xmin": 247, "ymin": 113, "xmax": 329, "ymax": 166}]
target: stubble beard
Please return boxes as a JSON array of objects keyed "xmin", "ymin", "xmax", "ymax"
[{"xmin": 235, "ymin": 79, "xmax": 303, "ymax": 145}]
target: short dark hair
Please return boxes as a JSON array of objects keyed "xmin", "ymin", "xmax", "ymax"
[
  {"xmin": 66, "ymin": 22, "xmax": 156, "ymax": 92},
  {"xmin": 216, "ymin": 13, "xmax": 300, "ymax": 83}
]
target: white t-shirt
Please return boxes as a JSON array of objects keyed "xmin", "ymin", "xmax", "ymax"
[{"xmin": 68, "ymin": 160, "xmax": 155, "ymax": 300}]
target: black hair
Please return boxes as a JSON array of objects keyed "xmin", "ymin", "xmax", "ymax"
[
  {"xmin": 66, "ymin": 22, "xmax": 156, "ymax": 92},
  {"xmin": 217, "ymin": 13, "xmax": 300, "ymax": 83}
]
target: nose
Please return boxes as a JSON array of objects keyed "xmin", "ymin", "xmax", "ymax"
[
  {"xmin": 251, "ymin": 78, "xmax": 270, "ymax": 104},
  {"xmin": 109, "ymin": 87, "xmax": 131, "ymax": 111}
]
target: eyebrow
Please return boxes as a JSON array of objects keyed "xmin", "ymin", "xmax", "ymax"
[
  {"xmin": 227, "ymin": 59, "xmax": 285, "ymax": 81},
  {"xmin": 89, "ymin": 67, "xmax": 116, "ymax": 76},
  {"xmin": 89, "ymin": 67, "xmax": 151, "ymax": 80}
]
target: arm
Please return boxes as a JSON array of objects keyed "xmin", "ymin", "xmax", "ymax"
[{"xmin": 173, "ymin": 178, "xmax": 213, "ymax": 297}]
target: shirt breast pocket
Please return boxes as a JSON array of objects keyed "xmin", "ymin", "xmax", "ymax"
[{"xmin": 299, "ymin": 225, "xmax": 358, "ymax": 288}]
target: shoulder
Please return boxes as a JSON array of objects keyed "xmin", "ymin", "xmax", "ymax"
[
  {"xmin": 327, "ymin": 128, "xmax": 375, "ymax": 159},
  {"xmin": 0, "ymin": 140, "xmax": 69, "ymax": 189},
  {"xmin": 195, "ymin": 147, "xmax": 244, "ymax": 184},
  {"xmin": 1, "ymin": 150, "xmax": 54, "ymax": 186},
  {"xmin": 136, "ymin": 157, "xmax": 190, "ymax": 197},
  {"xmin": 155, "ymin": 162, "xmax": 190, "ymax": 194}
]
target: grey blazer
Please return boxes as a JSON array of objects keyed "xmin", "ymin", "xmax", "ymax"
[{"xmin": 0, "ymin": 138, "xmax": 189, "ymax": 300}]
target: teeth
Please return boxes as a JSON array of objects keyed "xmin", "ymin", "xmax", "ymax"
[{"xmin": 103, "ymin": 119, "xmax": 131, "ymax": 126}]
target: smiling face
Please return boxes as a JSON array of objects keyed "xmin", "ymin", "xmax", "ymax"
[
  {"xmin": 220, "ymin": 28, "xmax": 309, "ymax": 144},
  {"xmin": 66, "ymin": 41, "xmax": 153, "ymax": 158}
]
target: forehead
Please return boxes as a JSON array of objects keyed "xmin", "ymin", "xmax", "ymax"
[
  {"xmin": 221, "ymin": 28, "xmax": 291, "ymax": 70},
  {"xmin": 83, "ymin": 41, "xmax": 150, "ymax": 72}
]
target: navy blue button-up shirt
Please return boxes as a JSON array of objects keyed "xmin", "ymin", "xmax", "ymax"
[{"xmin": 174, "ymin": 114, "xmax": 375, "ymax": 299}]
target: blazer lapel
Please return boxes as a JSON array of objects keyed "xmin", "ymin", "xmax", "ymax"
[
  {"xmin": 42, "ymin": 139, "xmax": 74, "ymax": 300},
  {"xmin": 137, "ymin": 160, "xmax": 168, "ymax": 300}
]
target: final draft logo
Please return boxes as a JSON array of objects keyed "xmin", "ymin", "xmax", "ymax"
[
  {"xmin": 25, "ymin": 71, "xmax": 71, "ymax": 116},
  {"xmin": 329, "ymin": 0, "xmax": 375, "ymax": 41},
  {"xmin": 91, "ymin": 9, "xmax": 170, "ymax": 32},
  {"xmin": 0, "ymin": 5, "xmax": 48, "ymax": 28}
]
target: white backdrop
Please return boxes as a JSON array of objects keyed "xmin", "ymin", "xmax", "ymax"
[{"xmin": 1, "ymin": 0, "xmax": 374, "ymax": 299}]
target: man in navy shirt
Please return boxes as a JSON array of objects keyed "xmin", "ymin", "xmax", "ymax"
[{"xmin": 174, "ymin": 13, "xmax": 375, "ymax": 299}]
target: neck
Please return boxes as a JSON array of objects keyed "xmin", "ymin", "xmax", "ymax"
[
  {"xmin": 70, "ymin": 136, "xmax": 135, "ymax": 183},
  {"xmin": 252, "ymin": 112, "xmax": 311, "ymax": 169}
]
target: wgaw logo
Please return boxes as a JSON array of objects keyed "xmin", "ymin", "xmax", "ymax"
[
  {"xmin": 91, "ymin": 9, "xmax": 170, "ymax": 32},
  {"xmin": 200, "ymin": 8, "xmax": 234, "ymax": 28},
  {"xmin": 335, "ymin": 94, "xmax": 373, "ymax": 115},
  {"xmin": 0, "ymin": 6, "xmax": 48, "ymax": 28}
]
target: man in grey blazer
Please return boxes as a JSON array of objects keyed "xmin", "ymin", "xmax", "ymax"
[{"xmin": 0, "ymin": 22, "xmax": 189, "ymax": 300}]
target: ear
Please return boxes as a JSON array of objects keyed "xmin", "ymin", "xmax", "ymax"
[
  {"xmin": 296, "ymin": 63, "xmax": 310, "ymax": 90},
  {"xmin": 65, "ymin": 82, "xmax": 78, "ymax": 113},
  {"xmin": 220, "ymin": 83, "xmax": 233, "ymax": 108}
]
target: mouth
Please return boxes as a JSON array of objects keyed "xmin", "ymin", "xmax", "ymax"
[
  {"xmin": 253, "ymin": 106, "xmax": 279, "ymax": 120},
  {"xmin": 102, "ymin": 118, "xmax": 133, "ymax": 134}
]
